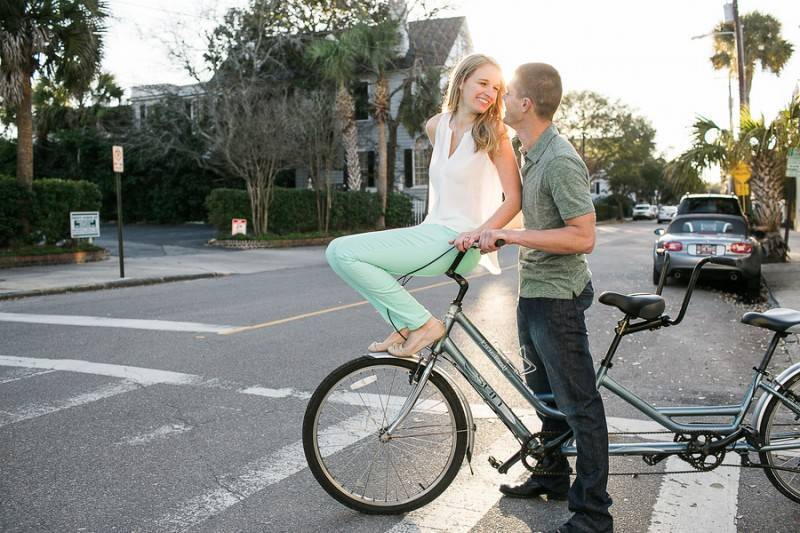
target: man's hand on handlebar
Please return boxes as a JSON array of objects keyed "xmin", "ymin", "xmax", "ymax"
[{"xmin": 476, "ymin": 229, "xmax": 506, "ymax": 253}]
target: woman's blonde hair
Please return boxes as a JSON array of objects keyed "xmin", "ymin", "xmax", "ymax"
[{"xmin": 442, "ymin": 53, "xmax": 506, "ymax": 155}]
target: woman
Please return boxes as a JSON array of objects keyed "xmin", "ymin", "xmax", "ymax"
[{"xmin": 326, "ymin": 53, "xmax": 521, "ymax": 358}]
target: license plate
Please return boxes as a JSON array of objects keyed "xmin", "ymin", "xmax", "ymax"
[{"xmin": 696, "ymin": 244, "xmax": 716, "ymax": 255}]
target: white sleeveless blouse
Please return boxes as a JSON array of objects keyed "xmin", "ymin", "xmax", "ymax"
[{"xmin": 421, "ymin": 112, "xmax": 503, "ymax": 274}]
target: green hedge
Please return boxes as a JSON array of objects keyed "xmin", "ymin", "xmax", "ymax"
[
  {"xmin": 0, "ymin": 176, "xmax": 102, "ymax": 246},
  {"xmin": 594, "ymin": 195, "xmax": 633, "ymax": 221},
  {"xmin": 206, "ymin": 188, "xmax": 413, "ymax": 235},
  {"xmin": 0, "ymin": 176, "xmax": 34, "ymax": 247}
]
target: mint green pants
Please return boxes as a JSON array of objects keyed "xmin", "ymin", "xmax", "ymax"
[{"xmin": 326, "ymin": 224, "xmax": 481, "ymax": 330}]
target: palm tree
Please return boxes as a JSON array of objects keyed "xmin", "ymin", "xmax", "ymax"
[
  {"xmin": 350, "ymin": 19, "xmax": 400, "ymax": 229},
  {"xmin": 307, "ymin": 32, "xmax": 362, "ymax": 191},
  {"xmin": 0, "ymin": 1, "xmax": 108, "ymax": 190},
  {"xmin": 668, "ymin": 100, "xmax": 800, "ymax": 259},
  {"xmin": 710, "ymin": 11, "xmax": 793, "ymax": 108}
]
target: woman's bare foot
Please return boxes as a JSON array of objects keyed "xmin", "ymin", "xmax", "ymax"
[
  {"xmin": 387, "ymin": 318, "xmax": 445, "ymax": 358},
  {"xmin": 368, "ymin": 328, "xmax": 409, "ymax": 353}
]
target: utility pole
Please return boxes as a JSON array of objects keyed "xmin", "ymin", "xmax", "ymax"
[{"xmin": 730, "ymin": 0, "xmax": 747, "ymax": 111}]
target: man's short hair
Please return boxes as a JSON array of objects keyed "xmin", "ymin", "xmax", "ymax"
[{"xmin": 514, "ymin": 63, "xmax": 562, "ymax": 120}]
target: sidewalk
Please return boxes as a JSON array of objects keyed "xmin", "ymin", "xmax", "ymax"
[
  {"xmin": 762, "ymin": 229, "xmax": 800, "ymax": 310},
  {"xmin": 0, "ymin": 245, "xmax": 329, "ymax": 300},
  {"xmin": 1, "ymin": 230, "xmax": 799, "ymax": 308}
]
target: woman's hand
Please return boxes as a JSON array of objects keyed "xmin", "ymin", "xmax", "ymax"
[{"xmin": 449, "ymin": 231, "xmax": 480, "ymax": 252}]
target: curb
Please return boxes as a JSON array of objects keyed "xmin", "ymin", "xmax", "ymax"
[
  {"xmin": 0, "ymin": 272, "xmax": 227, "ymax": 301},
  {"xmin": 208, "ymin": 236, "xmax": 337, "ymax": 249},
  {"xmin": 0, "ymin": 249, "xmax": 109, "ymax": 269},
  {"xmin": 762, "ymin": 276, "xmax": 781, "ymax": 308}
]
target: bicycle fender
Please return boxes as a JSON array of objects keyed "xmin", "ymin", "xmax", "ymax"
[
  {"xmin": 433, "ymin": 365, "xmax": 476, "ymax": 469},
  {"xmin": 366, "ymin": 354, "xmax": 476, "ymax": 468},
  {"xmin": 752, "ymin": 361, "xmax": 800, "ymax": 430}
]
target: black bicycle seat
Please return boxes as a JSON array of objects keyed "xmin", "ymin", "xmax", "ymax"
[
  {"xmin": 741, "ymin": 308, "xmax": 800, "ymax": 333},
  {"xmin": 598, "ymin": 291, "xmax": 666, "ymax": 320}
]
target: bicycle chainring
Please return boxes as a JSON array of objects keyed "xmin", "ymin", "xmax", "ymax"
[{"xmin": 674, "ymin": 433, "xmax": 726, "ymax": 471}]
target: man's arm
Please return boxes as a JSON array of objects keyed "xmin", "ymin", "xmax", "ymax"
[
  {"xmin": 489, "ymin": 211, "xmax": 595, "ymax": 254},
  {"xmin": 478, "ymin": 155, "xmax": 595, "ymax": 254}
]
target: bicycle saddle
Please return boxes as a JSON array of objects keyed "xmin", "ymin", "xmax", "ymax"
[
  {"xmin": 741, "ymin": 308, "xmax": 800, "ymax": 333},
  {"xmin": 598, "ymin": 291, "xmax": 665, "ymax": 320}
]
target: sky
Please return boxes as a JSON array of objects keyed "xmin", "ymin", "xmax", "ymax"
[{"xmin": 103, "ymin": 0, "xmax": 800, "ymax": 161}]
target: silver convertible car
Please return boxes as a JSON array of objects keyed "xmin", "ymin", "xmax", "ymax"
[{"xmin": 653, "ymin": 214, "xmax": 761, "ymax": 292}]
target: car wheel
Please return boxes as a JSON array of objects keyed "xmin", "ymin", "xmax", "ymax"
[{"xmin": 652, "ymin": 266, "xmax": 662, "ymax": 286}]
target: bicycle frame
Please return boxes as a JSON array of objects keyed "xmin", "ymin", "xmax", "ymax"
[{"xmin": 383, "ymin": 254, "xmax": 800, "ymax": 468}]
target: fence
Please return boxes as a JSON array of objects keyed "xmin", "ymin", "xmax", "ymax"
[{"xmin": 411, "ymin": 197, "xmax": 426, "ymax": 226}]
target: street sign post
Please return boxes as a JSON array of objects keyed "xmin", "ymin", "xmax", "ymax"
[
  {"xmin": 70, "ymin": 211, "xmax": 100, "ymax": 240},
  {"xmin": 112, "ymin": 145, "xmax": 125, "ymax": 278},
  {"xmin": 787, "ymin": 148, "xmax": 799, "ymax": 178},
  {"xmin": 231, "ymin": 219, "xmax": 247, "ymax": 236},
  {"xmin": 731, "ymin": 161, "xmax": 751, "ymax": 209}
]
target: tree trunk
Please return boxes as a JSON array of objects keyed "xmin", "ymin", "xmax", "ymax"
[
  {"xmin": 374, "ymin": 75, "xmax": 390, "ymax": 229},
  {"xmin": 336, "ymin": 83, "xmax": 361, "ymax": 191},
  {"xmin": 387, "ymin": 118, "xmax": 398, "ymax": 191},
  {"xmin": 16, "ymin": 74, "xmax": 34, "ymax": 190}
]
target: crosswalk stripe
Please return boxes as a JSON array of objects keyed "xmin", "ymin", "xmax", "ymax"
[
  {"xmin": 0, "ymin": 355, "xmax": 203, "ymax": 386},
  {"xmin": 647, "ymin": 455, "xmax": 740, "ymax": 532},
  {"xmin": 153, "ymin": 412, "xmax": 372, "ymax": 531},
  {"xmin": 387, "ymin": 414, "xmax": 541, "ymax": 533},
  {"xmin": 0, "ymin": 380, "xmax": 140, "ymax": 428},
  {"xmin": 0, "ymin": 367, "xmax": 55, "ymax": 384},
  {"xmin": 0, "ymin": 312, "xmax": 231, "ymax": 333}
]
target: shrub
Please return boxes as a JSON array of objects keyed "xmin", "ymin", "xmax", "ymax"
[
  {"xmin": 0, "ymin": 176, "xmax": 34, "ymax": 247},
  {"xmin": 32, "ymin": 179, "xmax": 102, "ymax": 244},
  {"xmin": 205, "ymin": 188, "xmax": 414, "ymax": 235},
  {"xmin": 385, "ymin": 192, "xmax": 413, "ymax": 228}
]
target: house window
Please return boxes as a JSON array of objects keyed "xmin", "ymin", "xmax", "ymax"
[
  {"xmin": 414, "ymin": 146, "xmax": 431, "ymax": 187},
  {"xmin": 354, "ymin": 82, "xmax": 369, "ymax": 121},
  {"xmin": 359, "ymin": 151, "xmax": 375, "ymax": 188},
  {"xmin": 404, "ymin": 149, "xmax": 413, "ymax": 188}
]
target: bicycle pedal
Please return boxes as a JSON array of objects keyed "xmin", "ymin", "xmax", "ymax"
[
  {"xmin": 488, "ymin": 456, "xmax": 501, "ymax": 469},
  {"xmin": 643, "ymin": 453, "xmax": 669, "ymax": 466}
]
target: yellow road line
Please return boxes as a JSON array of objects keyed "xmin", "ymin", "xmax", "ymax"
[{"xmin": 218, "ymin": 264, "xmax": 516, "ymax": 336}]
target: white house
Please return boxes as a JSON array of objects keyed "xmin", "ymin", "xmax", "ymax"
[{"xmin": 128, "ymin": 15, "xmax": 474, "ymax": 210}]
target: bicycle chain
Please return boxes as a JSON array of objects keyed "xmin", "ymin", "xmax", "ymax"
[{"xmin": 521, "ymin": 431, "xmax": 738, "ymax": 477}]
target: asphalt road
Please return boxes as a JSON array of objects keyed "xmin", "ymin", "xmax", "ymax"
[{"xmin": 1, "ymin": 221, "xmax": 798, "ymax": 532}]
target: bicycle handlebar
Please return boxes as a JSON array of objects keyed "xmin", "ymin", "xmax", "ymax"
[{"xmin": 445, "ymin": 240, "xmax": 506, "ymax": 305}]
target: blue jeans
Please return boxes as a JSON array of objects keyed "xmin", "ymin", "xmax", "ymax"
[{"xmin": 517, "ymin": 282, "xmax": 613, "ymax": 532}]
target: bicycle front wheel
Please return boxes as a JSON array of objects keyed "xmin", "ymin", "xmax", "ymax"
[
  {"xmin": 302, "ymin": 356, "xmax": 468, "ymax": 514},
  {"xmin": 758, "ymin": 371, "xmax": 800, "ymax": 503}
]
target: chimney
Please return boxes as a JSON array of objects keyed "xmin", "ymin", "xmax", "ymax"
[{"xmin": 389, "ymin": 0, "xmax": 409, "ymax": 57}]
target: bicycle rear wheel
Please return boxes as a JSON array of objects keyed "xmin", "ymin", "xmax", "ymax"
[
  {"xmin": 758, "ymin": 371, "xmax": 800, "ymax": 503},
  {"xmin": 302, "ymin": 356, "xmax": 467, "ymax": 514}
]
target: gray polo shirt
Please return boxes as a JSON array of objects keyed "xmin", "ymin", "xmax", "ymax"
[{"xmin": 518, "ymin": 124, "xmax": 594, "ymax": 299}]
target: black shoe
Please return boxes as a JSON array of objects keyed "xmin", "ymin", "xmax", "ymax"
[{"xmin": 499, "ymin": 476, "xmax": 568, "ymax": 500}]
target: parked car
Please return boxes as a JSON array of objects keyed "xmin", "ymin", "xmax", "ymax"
[
  {"xmin": 653, "ymin": 213, "xmax": 761, "ymax": 293},
  {"xmin": 657, "ymin": 205, "xmax": 677, "ymax": 224},
  {"xmin": 633, "ymin": 203, "xmax": 657, "ymax": 220},
  {"xmin": 677, "ymin": 193, "xmax": 745, "ymax": 219}
]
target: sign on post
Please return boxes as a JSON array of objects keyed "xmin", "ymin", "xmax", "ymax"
[
  {"xmin": 787, "ymin": 148, "xmax": 800, "ymax": 178},
  {"xmin": 112, "ymin": 145, "xmax": 125, "ymax": 278},
  {"xmin": 70, "ymin": 211, "xmax": 100, "ymax": 239},
  {"xmin": 112, "ymin": 145, "xmax": 124, "ymax": 173},
  {"xmin": 232, "ymin": 218, "xmax": 247, "ymax": 236}
]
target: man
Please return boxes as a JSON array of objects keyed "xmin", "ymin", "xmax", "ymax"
[{"xmin": 476, "ymin": 63, "xmax": 613, "ymax": 533}]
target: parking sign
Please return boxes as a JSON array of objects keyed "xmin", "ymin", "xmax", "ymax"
[{"xmin": 112, "ymin": 145, "xmax": 124, "ymax": 173}]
